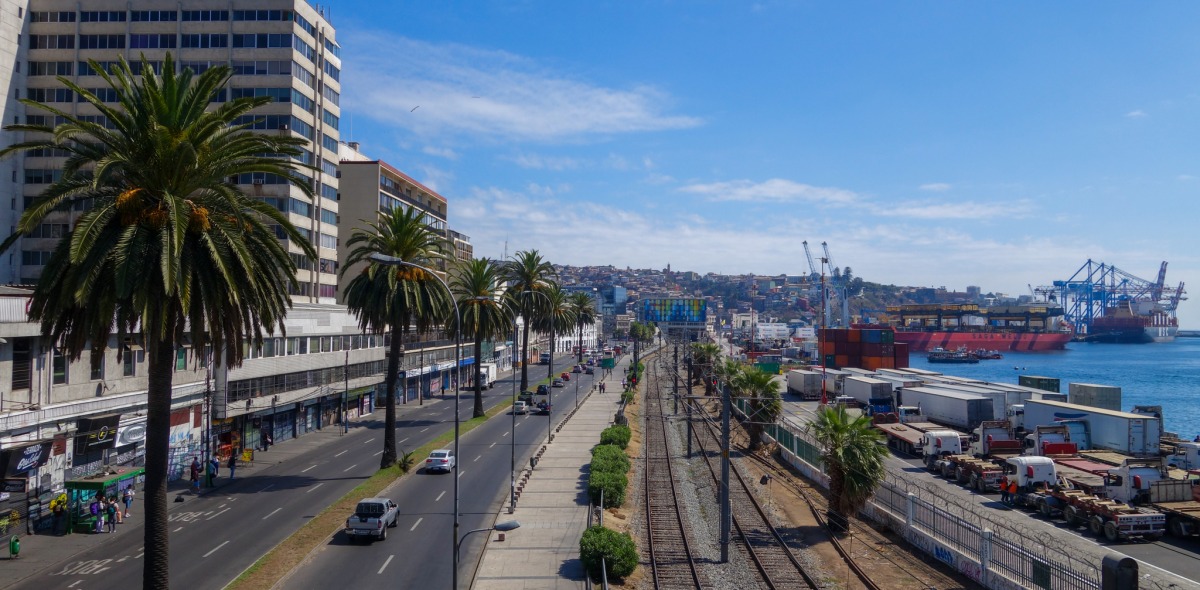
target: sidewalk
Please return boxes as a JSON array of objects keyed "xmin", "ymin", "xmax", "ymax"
[{"xmin": 471, "ymin": 356, "xmax": 632, "ymax": 589}]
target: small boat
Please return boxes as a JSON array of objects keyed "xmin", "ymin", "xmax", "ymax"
[
  {"xmin": 968, "ymin": 348, "xmax": 1003, "ymax": 360},
  {"xmin": 927, "ymin": 347, "xmax": 979, "ymax": 364}
]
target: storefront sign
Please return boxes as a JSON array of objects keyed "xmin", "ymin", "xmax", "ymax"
[
  {"xmin": 1, "ymin": 441, "xmax": 53, "ymax": 477},
  {"xmin": 2, "ymin": 478, "xmax": 28, "ymax": 493},
  {"xmin": 74, "ymin": 414, "xmax": 122, "ymax": 455},
  {"xmin": 116, "ymin": 417, "xmax": 147, "ymax": 447}
]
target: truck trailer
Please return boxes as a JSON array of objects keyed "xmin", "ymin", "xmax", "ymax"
[
  {"xmin": 898, "ymin": 387, "xmax": 993, "ymax": 432},
  {"xmin": 785, "ymin": 369, "xmax": 824, "ymax": 400},
  {"xmin": 1022, "ymin": 399, "xmax": 1162, "ymax": 457},
  {"xmin": 842, "ymin": 376, "xmax": 894, "ymax": 407}
]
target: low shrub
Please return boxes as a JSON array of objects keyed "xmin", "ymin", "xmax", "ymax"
[
  {"xmin": 591, "ymin": 444, "xmax": 630, "ymax": 474},
  {"xmin": 600, "ymin": 424, "xmax": 632, "ymax": 449},
  {"xmin": 587, "ymin": 470, "xmax": 627, "ymax": 508},
  {"xmin": 620, "ymin": 390, "xmax": 634, "ymax": 405},
  {"xmin": 579, "ymin": 525, "xmax": 638, "ymax": 580}
]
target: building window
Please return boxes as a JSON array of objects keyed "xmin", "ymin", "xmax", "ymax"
[
  {"xmin": 27, "ymin": 61, "xmax": 74, "ymax": 76},
  {"xmin": 320, "ymin": 208, "xmax": 338, "ymax": 225},
  {"xmin": 181, "ymin": 10, "xmax": 229, "ymax": 21},
  {"xmin": 181, "ymin": 34, "xmax": 227, "ymax": 49},
  {"xmin": 80, "ymin": 88, "xmax": 119, "ymax": 103},
  {"xmin": 233, "ymin": 10, "xmax": 293, "ymax": 21},
  {"xmin": 90, "ymin": 349, "xmax": 105, "ymax": 380},
  {"xmin": 28, "ymin": 35, "xmax": 75, "ymax": 49},
  {"xmin": 321, "ymin": 109, "xmax": 339, "ymax": 130},
  {"xmin": 129, "ymin": 34, "xmax": 177, "ymax": 49},
  {"xmin": 131, "ymin": 10, "xmax": 177, "ymax": 22},
  {"xmin": 30, "ymin": 11, "xmax": 75, "ymax": 22},
  {"xmin": 324, "ymin": 39, "xmax": 341, "ymax": 58},
  {"xmin": 323, "ymin": 61, "xmax": 340, "ymax": 82},
  {"xmin": 232, "ymin": 33, "xmax": 291, "ymax": 49},
  {"xmin": 319, "ymin": 233, "xmax": 337, "ymax": 249},
  {"xmin": 322, "ymin": 85, "xmax": 339, "ymax": 107},
  {"xmin": 175, "ymin": 348, "xmax": 187, "ymax": 371},
  {"xmin": 11, "ymin": 338, "xmax": 31, "ymax": 390},
  {"xmin": 52, "ymin": 348, "xmax": 67, "ymax": 384},
  {"xmin": 21, "ymin": 250, "xmax": 53, "ymax": 266},
  {"xmin": 80, "ymin": 11, "xmax": 126, "ymax": 22},
  {"xmin": 27, "ymin": 88, "xmax": 74, "ymax": 103},
  {"xmin": 292, "ymin": 35, "xmax": 315, "ymax": 61},
  {"xmin": 293, "ymin": 13, "xmax": 316, "ymax": 36},
  {"xmin": 78, "ymin": 35, "xmax": 125, "ymax": 50},
  {"xmin": 123, "ymin": 347, "xmax": 136, "ymax": 376}
]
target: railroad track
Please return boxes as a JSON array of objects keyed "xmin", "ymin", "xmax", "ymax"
[
  {"xmin": 681, "ymin": 391, "xmax": 819, "ymax": 590},
  {"xmin": 643, "ymin": 360, "xmax": 708, "ymax": 589}
]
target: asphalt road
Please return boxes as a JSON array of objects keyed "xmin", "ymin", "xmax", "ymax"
[
  {"xmin": 282, "ymin": 358, "xmax": 608, "ymax": 589},
  {"xmin": 14, "ymin": 355, "xmax": 587, "ymax": 590}
]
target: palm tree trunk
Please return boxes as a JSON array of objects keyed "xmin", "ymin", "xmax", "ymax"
[
  {"xmin": 520, "ymin": 320, "xmax": 530, "ymax": 391},
  {"xmin": 577, "ymin": 321, "xmax": 584, "ymax": 364},
  {"xmin": 472, "ymin": 337, "xmax": 485, "ymax": 418},
  {"xmin": 143, "ymin": 339, "xmax": 174, "ymax": 590},
  {"xmin": 381, "ymin": 329, "xmax": 402, "ymax": 468}
]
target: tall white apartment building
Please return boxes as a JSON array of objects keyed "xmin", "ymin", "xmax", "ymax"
[
  {"xmin": 18, "ymin": 0, "xmax": 342, "ymax": 302},
  {"xmin": 0, "ymin": 0, "xmax": 29, "ymax": 284}
]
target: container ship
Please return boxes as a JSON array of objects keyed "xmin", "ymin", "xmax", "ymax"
[
  {"xmin": 1083, "ymin": 300, "xmax": 1178, "ymax": 344},
  {"xmin": 878, "ymin": 303, "xmax": 1072, "ymax": 352}
]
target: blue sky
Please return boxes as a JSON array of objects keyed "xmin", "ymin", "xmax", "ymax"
[{"xmin": 329, "ymin": 2, "xmax": 1199, "ymax": 325}]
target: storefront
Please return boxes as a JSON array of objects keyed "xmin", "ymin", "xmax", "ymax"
[{"xmin": 0, "ymin": 439, "xmax": 54, "ymax": 535}]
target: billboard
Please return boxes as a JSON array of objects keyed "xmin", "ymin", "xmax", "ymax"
[{"xmin": 639, "ymin": 298, "xmax": 707, "ymax": 324}]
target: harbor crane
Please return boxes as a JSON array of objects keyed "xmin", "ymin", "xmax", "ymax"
[
  {"xmin": 819, "ymin": 241, "xmax": 850, "ymax": 327},
  {"xmin": 801, "ymin": 241, "xmax": 819, "ymax": 280},
  {"xmin": 1053, "ymin": 259, "xmax": 1185, "ymax": 336}
]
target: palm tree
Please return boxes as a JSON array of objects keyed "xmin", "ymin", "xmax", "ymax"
[
  {"xmin": 690, "ymin": 342, "xmax": 722, "ymax": 395},
  {"xmin": 806, "ymin": 405, "xmax": 888, "ymax": 530},
  {"xmin": 568, "ymin": 292, "xmax": 597, "ymax": 364},
  {"xmin": 729, "ymin": 366, "xmax": 782, "ymax": 450},
  {"xmin": 0, "ymin": 55, "xmax": 315, "ymax": 589},
  {"xmin": 503, "ymin": 250, "xmax": 556, "ymax": 391},
  {"xmin": 535, "ymin": 283, "xmax": 576, "ymax": 382},
  {"xmin": 342, "ymin": 207, "xmax": 450, "ymax": 469},
  {"xmin": 450, "ymin": 258, "xmax": 512, "ymax": 418}
]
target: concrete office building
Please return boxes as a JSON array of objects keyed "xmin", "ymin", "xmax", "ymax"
[
  {"xmin": 17, "ymin": 0, "xmax": 342, "ymax": 303},
  {"xmin": 0, "ymin": 0, "xmax": 29, "ymax": 284}
]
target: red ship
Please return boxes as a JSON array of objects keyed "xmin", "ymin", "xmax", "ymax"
[{"xmin": 879, "ymin": 303, "xmax": 1072, "ymax": 352}]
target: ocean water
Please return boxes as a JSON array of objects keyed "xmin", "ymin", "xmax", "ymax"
[{"xmin": 909, "ymin": 339, "xmax": 1200, "ymax": 438}]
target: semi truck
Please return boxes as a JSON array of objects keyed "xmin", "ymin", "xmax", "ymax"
[
  {"xmin": 898, "ymin": 387, "xmax": 993, "ymax": 432},
  {"xmin": 968, "ymin": 420, "xmax": 1023, "ymax": 459},
  {"xmin": 785, "ymin": 369, "xmax": 824, "ymax": 400},
  {"xmin": 1004, "ymin": 456, "xmax": 1166, "ymax": 542},
  {"xmin": 921, "ymin": 429, "xmax": 965, "ymax": 470},
  {"xmin": 843, "ymin": 376, "xmax": 894, "ymax": 407},
  {"xmin": 935, "ymin": 453, "xmax": 1006, "ymax": 492},
  {"xmin": 1022, "ymin": 399, "xmax": 1162, "ymax": 457},
  {"xmin": 922, "ymin": 382, "xmax": 1033, "ymax": 424}
]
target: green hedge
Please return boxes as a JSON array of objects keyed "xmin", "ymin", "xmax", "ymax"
[
  {"xmin": 599, "ymin": 425, "xmax": 632, "ymax": 449},
  {"xmin": 588, "ymin": 470, "xmax": 627, "ymax": 508},
  {"xmin": 580, "ymin": 525, "xmax": 639, "ymax": 580},
  {"xmin": 620, "ymin": 390, "xmax": 635, "ymax": 405},
  {"xmin": 591, "ymin": 444, "xmax": 631, "ymax": 474}
]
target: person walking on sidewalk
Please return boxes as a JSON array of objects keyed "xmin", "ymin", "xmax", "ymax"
[
  {"xmin": 228, "ymin": 452, "xmax": 238, "ymax": 480},
  {"xmin": 208, "ymin": 456, "xmax": 219, "ymax": 487},
  {"xmin": 122, "ymin": 486, "xmax": 134, "ymax": 518},
  {"xmin": 190, "ymin": 457, "xmax": 201, "ymax": 493},
  {"xmin": 105, "ymin": 497, "xmax": 118, "ymax": 531}
]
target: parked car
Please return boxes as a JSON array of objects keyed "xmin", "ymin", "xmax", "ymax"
[
  {"xmin": 552, "ymin": 378, "xmax": 564, "ymax": 388},
  {"xmin": 536, "ymin": 384, "xmax": 550, "ymax": 396},
  {"xmin": 560, "ymin": 372, "xmax": 570, "ymax": 381},
  {"xmin": 345, "ymin": 498, "xmax": 398, "ymax": 543},
  {"xmin": 425, "ymin": 449, "xmax": 456, "ymax": 473},
  {"xmin": 512, "ymin": 401, "xmax": 528, "ymax": 415},
  {"xmin": 585, "ymin": 367, "xmax": 595, "ymax": 375},
  {"xmin": 518, "ymin": 391, "xmax": 535, "ymax": 405}
]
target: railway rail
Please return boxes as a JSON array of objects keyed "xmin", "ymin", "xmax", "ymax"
[{"xmin": 644, "ymin": 359, "xmax": 708, "ymax": 589}]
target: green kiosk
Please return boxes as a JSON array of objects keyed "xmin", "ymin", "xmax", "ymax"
[{"xmin": 65, "ymin": 465, "xmax": 144, "ymax": 534}]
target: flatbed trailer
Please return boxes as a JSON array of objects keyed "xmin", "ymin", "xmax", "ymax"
[
  {"xmin": 877, "ymin": 423, "xmax": 926, "ymax": 455},
  {"xmin": 936, "ymin": 454, "xmax": 1005, "ymax": 493},
  {"xmin": 1149, "ymin": 479, "xmax": 1200, "ymax": 537}
]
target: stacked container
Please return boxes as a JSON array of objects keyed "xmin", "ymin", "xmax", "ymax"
[
  {"xmin": 819, "ymin": 328, "xmax": 906, "ymax": 370},
  {"xmin": 1019, "ymin": 375, "xmax": 1061, "ymax": 393}
]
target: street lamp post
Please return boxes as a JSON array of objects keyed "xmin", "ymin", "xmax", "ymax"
[
  {"xmin": 510, "ymin": 288, "xmax": 550, "ymax": 515},
  {"xmin": 343, "ymin": 347, "xmax": 349, "ymax": 434},
  {"xmin": 456, "ymin": 520, "xmax": 521, "ymax": 565},
  {"xmin": 368, "ymin": 254, "xmax": 464, "ymax": 590}
]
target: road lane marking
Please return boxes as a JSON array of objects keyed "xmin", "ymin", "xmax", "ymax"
[
  {"xmin": 374, "ymin": 450, "xmax": 383, "ymax": 456},
  {"xmin": 344, "ymin": 464, "xmax": 358, "ymax": 472},
  {"xmin": 306, "ymin": 483, "xmax": 324, "ymax": 494},
  {"xmin": 203, "ymin": 541, "xmax": 229, "ymax": 558},
  {"xmin": 502, "ymin": 431, "xmax": 509, "ymax": 437},
  {"xmin": 474, "ymin": 455, "xmax": 481, "ymax": 462},
  {"xmin": 335, "ymin": 450, "xmax": 348, "ymax": 457},
  {"xmin": 378, "ymin": 555, "xmax": 395, "ymax": 575},
  {"xmin": 69, "ymin": 582, "xmax": 82, "ymax": 588},
  {"xmin": 489, "ymin": 442, "xmax": 496, "ymax": 448},
  {"xmin": 420, "ymin": 427, "xmax": 430, "ymax": 433},
  {"xmin": 135, "ymin": 552, "xmax": 144, "ymax": 559},
  {"xmin": 458, "ymin": 470, "xmax": 466, "ymax": 478},
  {"xmin": 173, "ymin": 527, "xmax": 183, "ymax": 532},
  {"xmin": 301, "ymin": 465, "xmax": 317, "ymax": 473},
  {"xmin": 258, "ymin": 484, "xmax": 274, "ymax": 493},
  {"xmin": 263, "ymin": 508, "xmax": 282, "ymax": 520},
  {"xmin": 364, "ymin": 438, "xmax": 376, "ymax": 444},
  {"xmin": 435, "ymin": 491, "xmax": 445, "ymax": 502},
  {"xmin": 399, "ymin": 437, "xmax": 409, "ymax": 444},
  {"xmin": 117, "ymin": 556, "xmax": 128, "ymax": 562},
  {"xmin": 410, "ymin": 517, "xmax": 423, "ymax": 531},
  {"xmin": 207, "ymin": 508, "xmax": 231, "ymax": 520}
]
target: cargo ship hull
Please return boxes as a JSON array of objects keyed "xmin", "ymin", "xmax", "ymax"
[{"xmin": 894, "ymin": 331, "xmax": 1072, "ymax": 352}]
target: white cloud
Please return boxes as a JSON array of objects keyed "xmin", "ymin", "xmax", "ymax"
[
  {"xmin": 919, "ymin": 183, "xmax": 952, "ymax": 192},
  {"xmin": 1125, "ymin": 109, "xmax": 1148, "ymax": 118},
  {"xmin": 422, "ymin": 146, "xmax": 459, "ymax": 160},
  {"xmin": 507, "ymin": 153, "xmax": 582, "ymax": 170},
  {"xmin": 883, "ymin": 199, "xmax": 1036, "ymax": 220},
  {"xmin": 678, "ymin": 178, "xmax": 859, "ymax": 204},
  {"xmin": 342, "ymin": 35, "xmax": 702, "ymax": 142},
  {"xmin": 1178, "ymin": 174, "xmax": 1195, "ymax": 181}
]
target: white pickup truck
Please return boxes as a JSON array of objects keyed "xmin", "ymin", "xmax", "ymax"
[{"xmin": 345, "ymin": 497, "xmax": 398, "ymax": 543}]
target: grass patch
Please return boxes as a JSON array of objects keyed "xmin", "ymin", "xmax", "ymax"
[{"xmin": 228, "ymin": 395, "xmax": 516, "ymax": 589}]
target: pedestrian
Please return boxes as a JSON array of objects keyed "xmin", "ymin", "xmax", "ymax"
[
  {"xmin": 105, "ymin": 497, "xmax": 118, "ymax": 531},
  {"xmin": 228, "ymin": 452, "xmax": 238, "ymax": 481},
  {"xmin": 209, "ymin": 456, "xmax": 219, "ymax": 486},
  {"xmin": 52, "ymin": 498, "xmax": 65, "ymax": 535},
  {"xmin": 1008, "ymin": 480, "xmax": 1019, "ymax": 504},
  {"xmin": 122, "ymin": 486, "xmax": 134, "ymax": 518},
  {"xmin": 190, "ymin": 457, "xmax": 201, "ymax": 493},
  {"xmin": 999, "ymin": 477, "xmax": 1010, "ymax": 504},
  {"xmin": 263, "ymin": 431, "xmax": 273, "ymax": 451},
  {"xmin": 90, "ymin": 497, "xmax": 104, "ymax": 534}
]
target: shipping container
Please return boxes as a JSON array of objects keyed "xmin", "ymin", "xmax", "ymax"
[
  {"xmin": 1018, "ymin": 375, "xmax": 1061, "ymax": 393},
  {"xmin": 785, "ymin": 369, "xmax": 825, "ymax": 400},
  {"xmin": 1021, "ymin": 399, "xmax": 1162, "ymax": 456},
  {"xmin": 1068, "ymin": 383, "xmax": 1122, "ymax": 411},
  {"xmin": 898, "ymin": 387, "xmax": 993, "ymax": 431}
]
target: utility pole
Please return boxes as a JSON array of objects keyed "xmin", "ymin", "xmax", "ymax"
[
  {"xmin": 673, "ymin": 340, "xmax": 679, "ymax": 414},
  {"xmin": 686, "ymin": 353, "xmax": 693, "ymax": 458},
  {"xmin": 343, "ymin": 347, "xmax": 349, "ymax": 434},
  {"xmin": 720, "ymin": 379, "xmax": 731, "ymax": 563}
]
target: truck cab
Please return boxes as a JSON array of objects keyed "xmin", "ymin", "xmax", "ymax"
[
  {"xmin": 1104, "ymin": 459, "xmax": 1168, "ymax": 505},
  {"xmin": 1023, "ymin": 425, "xmax": 1077, "ymax": 456},
  {"xmin": 969, "ymin": 420, "xmax": 1022, "ymax": 458},
  {"xmin": 1167, "ymin": 442, "xmax": 1200, "ymax": 472},
  {"xmin": 896, "ymin": 406, "xmax": 921, "ymax": 424},
  {"xmin": 1005, "ymin": 456, "xmax": 1059, "ymax": 492},
  {"xmin": 922, "ymin": 430, "xmax": 964, "ymax": 470}
]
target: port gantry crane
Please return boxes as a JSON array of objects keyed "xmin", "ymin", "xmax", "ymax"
[
  {"xmin": 801, "ymin": 241, "xmax": 819, "ymax": 281},
  {"xmin": 1051, "ymin": 259, "xmax": 1186, "ymax": 336},
  {"xmin": 820, "ymin": 241, "xmax": 851, "ymax": 327}
]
